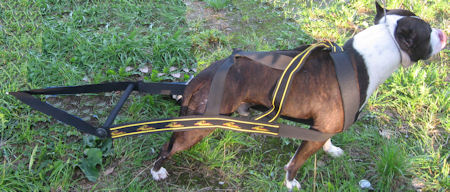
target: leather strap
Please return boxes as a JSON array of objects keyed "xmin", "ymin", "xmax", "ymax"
[
  {"xmin": 204, "ymin": 49, "xmax": 240, "ymax": 115},
  {"xmin": 109, "ymin": 115, "xmax": 335, "ymax": 141},
  {"xmin": 330, "ymin": 48, "xmax": 360, "ymax": 130},
  {"xmin": 10, "ymin": 88, "xmax": 335, "ymax": 141},
  {"xmin": 235, "ymin": 51, "xmax": 293, "ymax": 70}
]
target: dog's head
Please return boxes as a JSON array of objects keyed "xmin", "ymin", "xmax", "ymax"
[{"xmin": 374, "ymin": 2, "xmax": 446, "ymax": 64}]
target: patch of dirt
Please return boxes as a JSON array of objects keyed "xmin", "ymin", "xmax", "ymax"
[
  {"xmin": 184, "ymin": 0, "xmax": 233, "ymax": 33},
  {"xmin": 164, "ymin": 160, "xmax": 235, "ymax": 190}
]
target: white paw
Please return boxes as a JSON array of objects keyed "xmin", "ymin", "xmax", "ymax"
[
  {"xmin": 323, "ymin": 139, "xmax": 344, "ymax": 158},
  {"xmin": 151, "ymin": 167, "xmax": 169, "ymax": 181},
  {"xmin": 326, "ymin": 146, "xmax": 344, "ymax": 157},
  {"xmin": 284, "ymin": 178, "xmax": 301, "ymax": 191},
  {"xmin": 172, "ymin": 95, "xmax": 183, "ymax": 101}
]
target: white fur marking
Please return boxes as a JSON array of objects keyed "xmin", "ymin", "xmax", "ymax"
[
  {"xmin": 284, "ymin": 152, "xmax": 295, "ymax": 171},
  {"xmin": 353, "ymin": 15, "xmax": 405, "ymax": 108},
  {"xmin": 151, "ymin": 167, "xmax": 169, "ymax": 181},
  {"xmin": 284, "ymin": 172, "xmax": 301, "ymax": 191},
  {"xmin": 323, "ymin": 139, "xmax": 344, "ymax": 158}
]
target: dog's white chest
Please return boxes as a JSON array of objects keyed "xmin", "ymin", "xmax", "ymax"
[{"xmin": 353, "ymin": 24, "xmax": 402, "ymax": 107}]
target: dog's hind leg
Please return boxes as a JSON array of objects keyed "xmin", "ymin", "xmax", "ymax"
[
  {"xmin": 322, "ymin": 138, "xmax": 344, "ymax": 158},
  {"xmin": 151, "ymin": 129, "xmax": 216, "ymax": 180},
  {"xmin": 151, "ymin": 79, "xmax": 216, "ymax": 181}
]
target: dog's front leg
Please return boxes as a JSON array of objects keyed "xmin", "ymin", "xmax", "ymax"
[{"xmin": 284, "ymin": 139, "xmax": 327, "ymax": 191}]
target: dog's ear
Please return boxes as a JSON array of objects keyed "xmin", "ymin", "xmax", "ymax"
[
  {"xmin": 395, "ymin": 17, "xmax": 433, "ymax": 62},
  {"xmin": 374, "ymin": 1, "xmax": 388, "ymax": 24},
  {"xmin": 375, "ymin": 1, "xmax": 384, "ymax": 14},
  {"xmin": 395, "ymin": 24, "xmax": 416, "ymax": 49}
]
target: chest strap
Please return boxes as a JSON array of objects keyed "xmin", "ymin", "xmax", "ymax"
[{"xmin": 330, "ymin": 46, "xmax": 360, "ymax": 130}]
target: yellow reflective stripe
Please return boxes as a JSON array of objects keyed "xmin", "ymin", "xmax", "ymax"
[
  {"xmin": 110, "ymin": 117, "xmax": 279, "ymax": 131},
  {"xmin": 111, "ymin": 125, "xmax": 279, "ymax": 138},
  {"xmin": 258, "ymin": 43, "xmax": 329, "ymax": 122},
  {"xmin": 268, "ymin": 43, "xmax": 329, "ymax": 122},
  {"xmin": 256, "ymin": 43, "xmax": 331, "ymax": 121},
  {"xmin": 254, "ymin": 45, "xmax": 316, "ymax": 120},
  {"xmin": 325, "ymin": 40, "xmax": 343, "ymax": 52},
  {"xmin": 326, "ymin": 40, "xmax": 336, "ymax": 52}
]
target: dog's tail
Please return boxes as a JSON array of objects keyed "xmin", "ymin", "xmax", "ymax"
[
  {"xmin": 179, "ymin": 58, "xmax": 229, "ymax": 116},
  {"xmin": 179, "ymin": 75, "xmax": 208, "ymax": 116}
]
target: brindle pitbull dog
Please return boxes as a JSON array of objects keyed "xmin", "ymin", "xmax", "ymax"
[{"xmin": 151, "ymin": 2, "xmax": 446, "ymax": 190}]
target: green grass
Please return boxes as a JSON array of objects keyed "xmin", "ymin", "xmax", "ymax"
[
  {"xmin": 1, "ymin": 0, "xmax": 448, "ymax": 191},
  {"xmin": 376, "ymin": 141, "xmax": 408, "ymax": 191},
  {"xmin": 203, "ymin": 0, "xmax": 231, "ymax": 10}
]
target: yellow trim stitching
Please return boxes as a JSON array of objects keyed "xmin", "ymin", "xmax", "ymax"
[
  {"xmin": 255, "ymin": 42, "xmax": 330, "ymax": 121},
  {"xmin": 254, "ymin": 45, "xmax": 314, "ymax": 120},
  {"xmin": 268, "ymin": 43, "xmax": 330, "ymax": 122},
  {"xmin": 111, "ymin": 125, "xmax": 278, "ymax": 138},
  {"xmin": 110, "ymin": 117, "xmax": 279, "ymax": 130}
]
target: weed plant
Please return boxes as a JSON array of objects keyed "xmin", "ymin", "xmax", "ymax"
[{"xmin": 376, "ymin": 141, "xmax": 408, "ymax": 191}]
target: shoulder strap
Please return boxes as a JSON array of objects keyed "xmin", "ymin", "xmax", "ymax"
[{"xmin": 235, "ymin": 51, "xmax": 294, "ymax": 70}]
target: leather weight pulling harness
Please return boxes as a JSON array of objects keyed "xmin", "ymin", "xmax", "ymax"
[{"xmin": 9, "ymin": 41, "xmax": 359, "ymax": 142}]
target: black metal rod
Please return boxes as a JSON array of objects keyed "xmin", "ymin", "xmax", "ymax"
[{"xmin": 102, "ymin": 83, "xmax": 135, "ymax": 128}]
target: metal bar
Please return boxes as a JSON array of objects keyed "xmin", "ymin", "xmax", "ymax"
[
  {"xmin": 137, "ymin": 82, "xmax": 187, "ymax": 95},
  {"xmin": 8, "ymin": 91, "xmax": 100, "ymax": 136},
  {"xmin": 102, "ymin": 83, "xmax": 135, "ymax": 129},
  {"xmin": 25, "ymin": 82, "xmax": 137, "ymax": 95}
]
